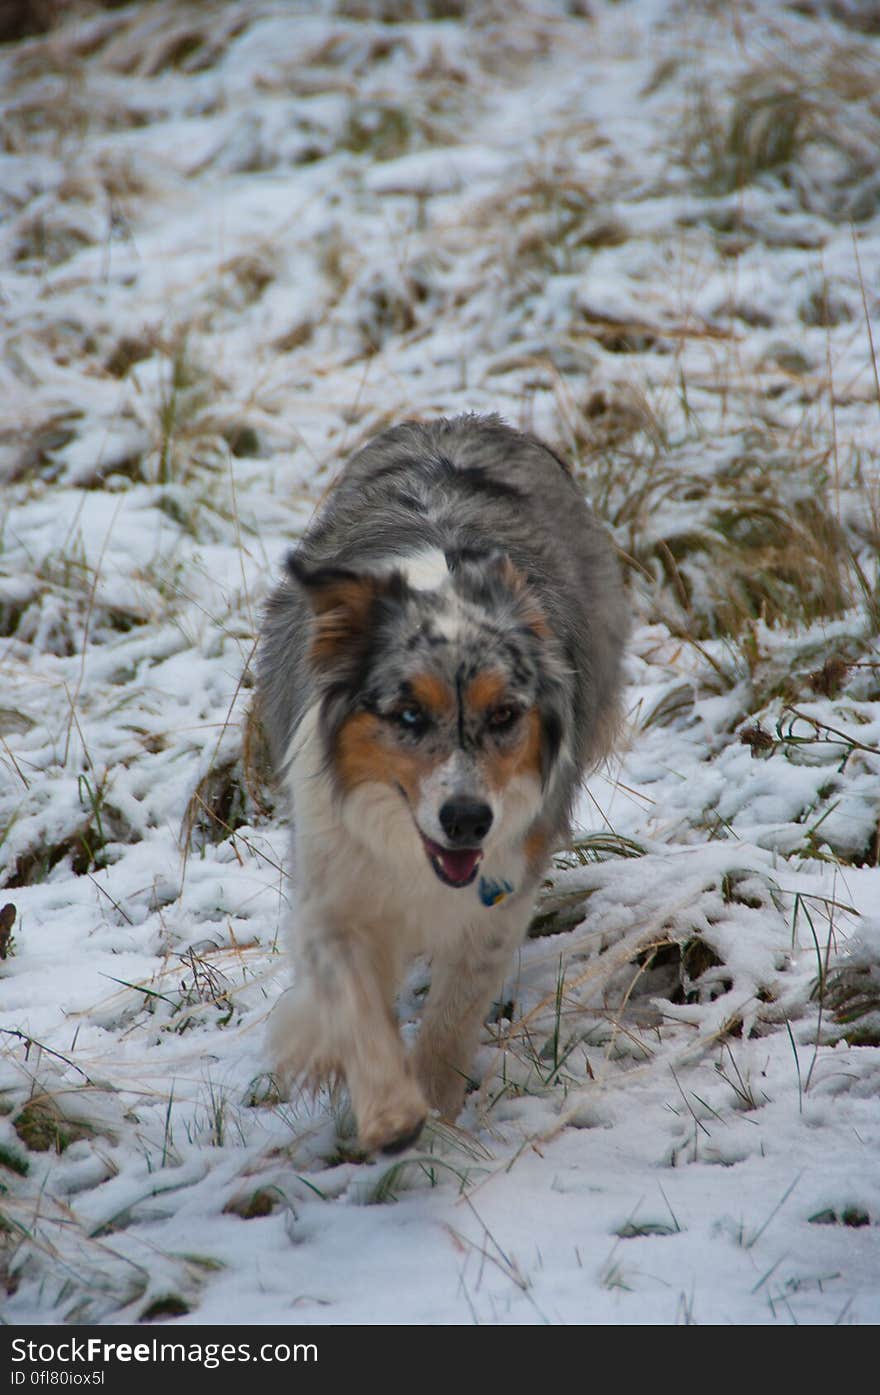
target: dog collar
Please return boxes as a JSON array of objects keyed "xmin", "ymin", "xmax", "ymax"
[{"xmin": 478, "ymin": 875, "xmax": 514, "ymax": 908}]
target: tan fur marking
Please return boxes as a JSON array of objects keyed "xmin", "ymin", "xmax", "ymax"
[
  {"xmin": 310, "ymin": 576, "xmax": 377, "ymax": 665},
  {"xmin": 482, "ymin": 706, "xmax": 543, "ymax": 791},
  {"xmin": 499, "ymin": 557, "xmax": 549, "ymax": 639},
  {"xmin": 520, "ymin": 596, "xmax": 549, "ymax": 640},
  {"xmin": 335, "ymin": 712, "xmax": 434, "ymax": 803},
  {"xmin": 408, "ymin": 672, "xmax": 454, "ymax": 718},
  {"xmin": 465, "ymin": 670, "xmax": 508, "ymax": 714},
  {"xmin": 523, "ymin": 823, "xmax": 550, "ymax": 875},
  {"xmin": 497, "ymin": 555, "xmax": 523, "ymax": 592}
]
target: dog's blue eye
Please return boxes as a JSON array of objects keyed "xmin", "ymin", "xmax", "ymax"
[{"xmin": 394, "ymin": 703, "xmax": 426, "ymax": 730}]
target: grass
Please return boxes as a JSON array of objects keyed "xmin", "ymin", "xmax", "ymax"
[
  {"xmin": 223, "ymin": 1185, "xmax": 282, "ymax": 1219},
  {"xmin": 679, "ymin": 38, "xmax": 880, "ymax": 220},
  {"xmin": 823, "ymin": 956, "xmax": 880, "ymax": 1046},
  {"xmin": 359, "ymin": 1151, "xmax": 482, "ymax": 1205},
  {"xmin": 597, "ymin": 457, "xmax": 863, "ymax": 643},
  {"xmin": 5, "ymin": 821, "xmax": 108, "ymax": 889},
  {"xmin": 0, "ymin": 903, "xmax": 16, "ymax": 960},
  {"xmin": 682, "ymin": 79, "xmax": 812, "ymax": 197},
  {"xmin": 0, "ymin": 1140, "xmax": 29, "ymax": 1177},
  {"xmin": 1, "ymin": 0, "xmax": 879, "ymax": 1325},
  {"xmin": 151, "ymin": 334, "xmax": 228, "ymax": 488},
  {"xmin": 181, "ymin": 692, "xmax": 275, "ymax": 861},
  {"xmin": 13, "ymin": 1097, "xmax": 96, "ymax": 1155}
]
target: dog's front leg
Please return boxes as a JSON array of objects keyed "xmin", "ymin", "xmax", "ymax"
[
  {"xmin": 271, "ymin": 916, "xmax": 427, "ymax": 1155},
  {"xmin": 413, "ymin": 896, "xmax": 534, "ymax": 1123}
]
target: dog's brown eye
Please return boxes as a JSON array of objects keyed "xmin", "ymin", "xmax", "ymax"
[{"xmin": 488, "ymin": 704, "xmax": 519, "ymax": 731}]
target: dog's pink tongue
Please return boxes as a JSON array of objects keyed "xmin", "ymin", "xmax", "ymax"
[{"xmin": 437, "ymin": 847, "xmax": 481, "ymax": 885}]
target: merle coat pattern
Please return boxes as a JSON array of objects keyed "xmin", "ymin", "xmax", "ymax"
[{"xmin": 258, "ymin": 415, "xmax": 627, "ymax": 1153}]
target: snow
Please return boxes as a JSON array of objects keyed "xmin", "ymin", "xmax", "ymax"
[{"xmin": 1, "ymin": 0, "xmax": 879, "ymax": 1326}]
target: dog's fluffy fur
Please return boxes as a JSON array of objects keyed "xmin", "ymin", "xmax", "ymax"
[{"xmin": 258, "ymin": 415, "xmax": 627, "ymax": 1153}]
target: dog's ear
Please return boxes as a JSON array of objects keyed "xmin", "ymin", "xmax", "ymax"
[
  {"xmin": 447, "ymin": 548, "xmax": 548, "ymax": 640},
  {"xmin": 287, "ymin": 556, "xmax": 407, "ymax": 668},
  {"xmin": 488, "ymin": 553, "xmax": 550, "ymax": 639}
]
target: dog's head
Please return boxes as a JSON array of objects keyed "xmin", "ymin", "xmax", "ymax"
[{"xmin": 289, "ymin": 549, "xmax": 567, "ymax": 888}]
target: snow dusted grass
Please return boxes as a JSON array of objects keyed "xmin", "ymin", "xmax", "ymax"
[{"xmin": 1, "ymin": 0, "xmax": 880, "ymax": 1324}]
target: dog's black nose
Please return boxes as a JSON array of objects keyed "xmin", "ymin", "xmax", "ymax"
[{"xmin": 439, "ymin": 799, "xmax": 493, "ymax": 846}]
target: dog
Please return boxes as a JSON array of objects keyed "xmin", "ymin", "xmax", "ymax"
[{"xmin": 258, "ymin": 414, "xmax": 627, "ymax": 1153}]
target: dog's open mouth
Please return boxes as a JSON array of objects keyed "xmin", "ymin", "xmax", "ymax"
[{"xmin": 421, "ymin": 835, "xmax": 483, "ymax": 888}]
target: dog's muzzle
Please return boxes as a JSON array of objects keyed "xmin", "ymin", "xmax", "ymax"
[
  {"xmin": 420, "ymin": 835, "xmax": 483, "ymax": 888},
  {"xmin": 419, "ymin": 798, "xmax": 494, "ymax": 888}
]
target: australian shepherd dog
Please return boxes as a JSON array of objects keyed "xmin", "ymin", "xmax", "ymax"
[{"xmin": 258, "ymin": 415, "xmax": 627, "ymax": 1154}]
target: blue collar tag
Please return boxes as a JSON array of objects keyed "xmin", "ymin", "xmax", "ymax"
[{"xmin": 478, "ymin": 875, "xmax": 514, "ymax": 908}]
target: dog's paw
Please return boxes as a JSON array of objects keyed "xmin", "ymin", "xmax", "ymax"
[
  {"xmin": 413, "ymin": 1048, "xmax": 469, "ymax": 1123},
  {"xmin": 357, "ymin": 1087, "xmax": 427, "ymax": 1155}
]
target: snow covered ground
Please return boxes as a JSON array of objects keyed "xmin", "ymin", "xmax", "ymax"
[{"xmin": 2, "ymin": 0, "xmax": 880, "ymax": 1325}]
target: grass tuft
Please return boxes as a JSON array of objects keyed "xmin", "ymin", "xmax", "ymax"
[
  {"xmin": 140, "ymin": 1293, "xmax": 191, "ymax": 1322},
  {"xmin": 13, "ymin": 1098, "xmax": 95, "ymax": 1155},
  {"xmin": 223, "ymin": 1187, "xmax": 281, "ymax": 1220},
  {"xmin": 823, "ymin": 957, "xmax": 880, "ymax": 1046},
  {"xmin": 0, "ymin": 904, "xmax": 16, "ymax": 960},
  {"xmin": 0, "ymin": 1141, "xmax": 29, "ymax": 1176}
]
